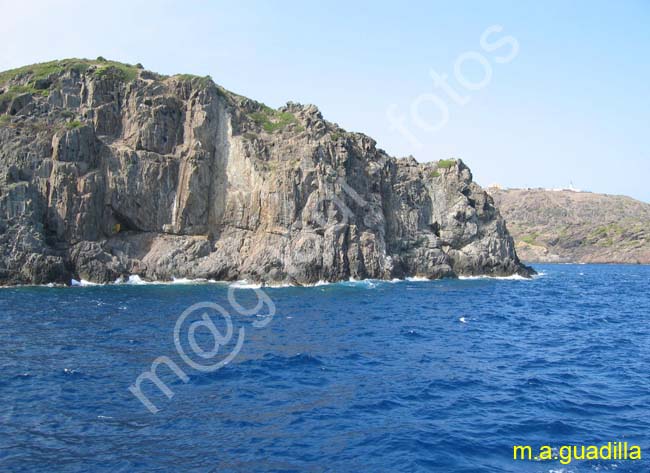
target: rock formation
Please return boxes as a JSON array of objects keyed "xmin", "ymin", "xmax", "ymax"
[
  {"xmin": 0, "ymin": 59, "xmax": 532, "ymax": 285},
  {"xmin": 489, "ymin": 187, "xmax": 650, "ymax": 264}
]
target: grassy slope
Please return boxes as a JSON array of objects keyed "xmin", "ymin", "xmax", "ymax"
[{"xmin": 489, "ymin": 188, "xmax": 650, "ymax": 264}]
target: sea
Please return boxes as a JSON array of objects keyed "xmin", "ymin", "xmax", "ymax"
[{"xmin": 1, "ymin": 264, "xmax": 648, "ymax": 472}]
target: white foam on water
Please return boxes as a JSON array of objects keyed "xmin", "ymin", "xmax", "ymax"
[
  {"xmin": 169, "ymin": 276, "xmax": 225, "ymax": 285},
  {"xmin": 170, "ymin": 277, "xmax": 219, "ymax": 284},
  {"xmin": 458, "ymin": 274, "xmax": 529, "ymax": 281},
  {"xmin": 1, "ymin": 282, "xmax": 67, "ymax": 289},
  {"xmin": 405, "ymin": 276, "xmax": 431, "ymax": 282},
  {"xmin": 298, "ymin": 278, "xmax": 383, "ymax": 288},
  {"xmin": 264, "ymin": 282, "xmax": 294, "ymax": 288},
  {"xmin": 71, "ymin": 279, "xmax": 102, "ymax": 287},
  {"xmin": 113, "ymin": 275, "xmax": 163, "ymax": 285},
  {"xmin": 342, "ymin": 278, "xmax": 377, "ymax": 288},
  {"xmin": 114, "ymin": 275, "xmax": 226, "ymax": 286},
  {"xmin": 230, "ymin": 280, "xmax": 262, "ymax": 289},
  {"xmin": 8, "ymin": 269, "xmax": 547, "ymax": 289},
  {"xmin": 125, "ymin": 275, "xmax": 148, "ymax": 285}
]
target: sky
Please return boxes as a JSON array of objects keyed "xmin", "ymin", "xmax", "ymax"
[{"xmin": 2, "ymin": 0, "xmax": 649, "ymax": 201}]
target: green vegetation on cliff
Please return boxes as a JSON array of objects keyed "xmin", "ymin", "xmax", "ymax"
[
  {"xmin": 437, "ymin": 159, "xmax": 456, "ymax": 169},
  {"xmin": 172, "ymin": 74, "xmax": 214, "ymax": 89},
  {"xmin": 0, "ymin": 59, "xmax": 143, "ymax": 110},
  {"xmin": 65, "ymin": 120, "xmax": 83, "ymax": 130},
  {"xmin": 94, "ymin": 63, "xmax": 139, "ymax": 82},
  {"xmin": 0, "ymin": 58, "xmax": 141, "ymax": 87},
  {"xmin": 250, "ymin": 105, "xmax": 302, "ymax": 133}
]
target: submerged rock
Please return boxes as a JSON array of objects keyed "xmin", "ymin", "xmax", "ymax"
[{"xmin": 0, "ymin": 59, "xmax": 533, "ymax": 285}]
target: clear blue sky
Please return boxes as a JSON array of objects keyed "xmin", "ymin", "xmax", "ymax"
[{"xmin": 2, "ymin": 0, "xmax": 649, "ymax": 201}]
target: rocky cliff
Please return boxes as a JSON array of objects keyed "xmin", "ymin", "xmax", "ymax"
[
  {"xmin": 489, "ymin": 187, "xmax": 650, "ymax": 264},
  {"xmin": 0, "ymin": 59, "xmax": 531, "ymax": 285}
]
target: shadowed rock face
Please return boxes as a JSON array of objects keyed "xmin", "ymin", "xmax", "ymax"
[{"xmin": 0, "ymin": 60, "xmax": 532, "ymax": 285}]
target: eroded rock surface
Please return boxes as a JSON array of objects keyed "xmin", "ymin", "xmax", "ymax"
[{"xmin": 0, "ymin": 59, "xmax": 532, "ymax": 285}]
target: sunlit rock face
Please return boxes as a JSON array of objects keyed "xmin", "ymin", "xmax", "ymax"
[{"xmin": 0, "ymin": 60, "xmax": 532, "ymax": 285}]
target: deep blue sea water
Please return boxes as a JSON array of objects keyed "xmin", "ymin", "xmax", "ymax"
[{"xmin": 1, "ymin": 264, "xmax": 649, "ymax": 473}]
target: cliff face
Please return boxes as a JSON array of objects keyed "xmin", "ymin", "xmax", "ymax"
[
  {"xmin": 489, "ymin": 187, "xmax": 650, "ymax": 264},
  {"xmin": 0, "ymin": 59, "xmax": 531, "ymax": 285}
]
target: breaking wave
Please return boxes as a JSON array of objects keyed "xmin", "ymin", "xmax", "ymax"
[{"xmin": 7, "ymin": 271, "xmax": 543, "ymax": 289}]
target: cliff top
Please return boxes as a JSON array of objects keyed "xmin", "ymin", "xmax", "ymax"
[
  {"xmin": 0, "ymin": 58, "xmax": 347, "ymax": 148},
  {"xmin": 0, "ymin": 57, "xmax": 463, "ymax": 170}
]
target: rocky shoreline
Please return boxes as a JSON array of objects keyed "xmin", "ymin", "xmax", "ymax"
[{"xmin": 0, "ymin": 59, "xmax": 533, "ymax": 285}]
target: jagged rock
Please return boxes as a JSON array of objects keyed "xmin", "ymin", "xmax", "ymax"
[{"xmin": 0, "ymin": 59, "xmax": 532, "ymax": 285}]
